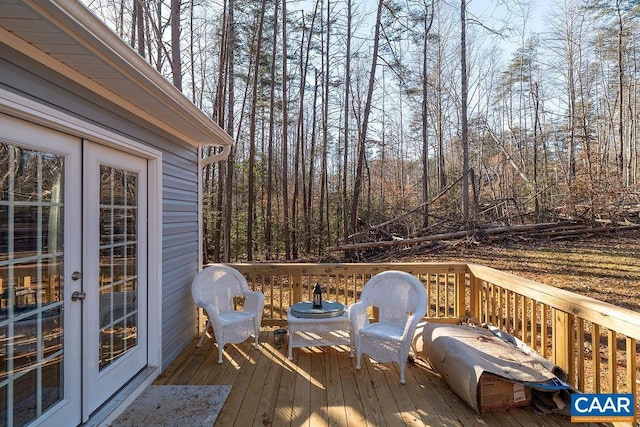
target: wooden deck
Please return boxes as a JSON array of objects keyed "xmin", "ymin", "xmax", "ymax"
[{"xmin": 153, "ymin": 329, "xmax": 600, "ymax": 427}]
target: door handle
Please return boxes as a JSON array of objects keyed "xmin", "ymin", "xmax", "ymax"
[{"xmin": 71, "ymin": 291, "xmax": 86, "ymax": 301}]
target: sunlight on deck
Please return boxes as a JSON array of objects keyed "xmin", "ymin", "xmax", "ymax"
[{"xmin": 155, "ymin": 329, "xmax": 597, "ymax": 426}]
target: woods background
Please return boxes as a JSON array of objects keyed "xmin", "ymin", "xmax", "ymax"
[{"xmin": 84, "ymin": 0, "xmax": 640, "ymax": 261}]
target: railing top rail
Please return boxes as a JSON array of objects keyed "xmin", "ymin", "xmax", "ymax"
[
  {"xmin": 466, "ymin": 263, "xmax": 640, "ymax": 340},
  {"xmin": 228, "ymin": 262, "xmax": 469, "ymax": 275}
]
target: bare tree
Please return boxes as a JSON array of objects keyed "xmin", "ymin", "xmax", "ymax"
[
  {"xmin": 349, "ymin": 0, "xmax": 384, "ymax": 237},
  {"xmin": 342, "ymin": 0, "xmax": 353, "ymax": 241},
  {"xmin": 223, "ymin": 0, "xmax": 235, "ymax": 262},
  {"xmin": 282, "ymin": 0, "xmax": 291, "ymax": 259},
  {"xmin": 460, "ymin": 0, "xmax": 470, "ymax": 225},
  {"xmin": 247, "ymin": 0, "xmax": 267, "ymax": 261},
  {"xmin": 170, "ymin": 0, "xmax": 182, "ymax": 90},
  {"xmin": 417, "ymin": 0, "xmax": 435, "ymax": 228},
  {"xmin": 265, "ymin": 0, "xmax": 280, "ymax": 260},
  {"xmin": 318, "ymin": 0, "xmax": 331, "ymax": 251}
]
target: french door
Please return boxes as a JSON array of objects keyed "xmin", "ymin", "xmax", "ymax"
[
  {"xmin": 0, "ymin": 113, "xmax": 148, "ymax": 426},
  {"xmin": 81, "ymin": 143, "xmax": 148, "ymax": 419},
  {"xmin": 0, "ymin": 113, "xmax": 82, "ymax": 426}
]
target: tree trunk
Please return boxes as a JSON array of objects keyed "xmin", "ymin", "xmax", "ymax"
[
  {"xmin": 281, "ymin": 0, "xmax": 291, "ymax": 259},
  {"xmin": 170, "ymin": 0, "xmax": 182, "ymax": 90},
  {"xmin": 319, "ymin": 0, "xmax": 331, "ymax": 251},
  {"xmin": 246, "ymin": 0, "xmax": 267, "ymax": 261},
  {"xmin": 188, "ymin": 0, "xmax": 196, "ymax": 103},
  {"xmin": 460, "ymin": 0, "xmax": 470, "ymax": 226},
  {"xmin": 342, "ymin": 0, "xmax": 352, "ymax": 243},
  {"xmin": 223, "ymin": 0, "xmax": 235, "ymax": 262},
  {"xmin": 531, "ymin": 82, "xmax": 541, "ymax": 220},
  {"xmin": 292, "ymin": 3, "xmax": 317, "ymax": 259},
  {"xmin": 306, "ymin": 72, "xmax": 319, "ymax": 254},
  {"xmin": 421, "ymin": 0, "xmax": 435, "ymax": 229},
  {"xmin": 133, "ymin": 0, "xmax": 145, "ymax": 57},
  {"xmin": 265, "ymin": 0, "xmax": 280, "ymax": 260},
  {"xmin": 212, "ymin": 0, "xmax": 230, "ymax": 261},
  {"xmin": 349, "ymin": 0, "xmax": 383, "ymax": 237},
  {"xmin": 617, "ymin": 4, "xmax": 624, "ymax": 181}
]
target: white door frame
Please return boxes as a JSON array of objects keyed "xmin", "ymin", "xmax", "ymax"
[{"xmin": 0, "ymin": 88, "xmax": 163, "ymax": 423}]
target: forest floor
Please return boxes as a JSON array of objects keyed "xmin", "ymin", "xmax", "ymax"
[{"xmin": 402, "ymin": 228, "xmax": 640, "ymax": 312}]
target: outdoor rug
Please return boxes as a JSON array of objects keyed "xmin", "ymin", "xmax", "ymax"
[{"xmin": 111, "ymin": 385, "xmax": 231, "ymax": 427}]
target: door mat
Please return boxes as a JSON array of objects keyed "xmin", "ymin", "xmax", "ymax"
[{"xmin": 111, "ymin": 385, "xmax": 231, "ymax": 427}]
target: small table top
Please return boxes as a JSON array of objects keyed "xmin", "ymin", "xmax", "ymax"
[{"xmin": 290, "ymin": 301, "xmax": 345, "ymax": 319}]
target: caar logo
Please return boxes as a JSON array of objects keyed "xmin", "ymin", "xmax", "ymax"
[{"xmin": 571, "ymin": 393, "xmax": 635, "ymax": 423}]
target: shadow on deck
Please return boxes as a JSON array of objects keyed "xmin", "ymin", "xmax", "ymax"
[{"xmin": 154, "ymin": 329, "xmax": 602, "ymax": 426}]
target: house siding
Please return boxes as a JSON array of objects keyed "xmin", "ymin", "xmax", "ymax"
[{"xmin": 0, "ymin": 47, "xmax": 200, "ymax": 369}]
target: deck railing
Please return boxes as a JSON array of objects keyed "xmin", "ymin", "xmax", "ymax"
[{"xmin": 229, "ymin": 262, "xmax": 639, "ymax": 419}]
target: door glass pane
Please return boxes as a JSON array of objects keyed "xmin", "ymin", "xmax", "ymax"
[
  {"xmin": 0, "ymin": 142, "xmax": 64, "ymax": 426},
  {"xmin": 98, "ymin": 166, "xmax": 138, "ymax": 371}
]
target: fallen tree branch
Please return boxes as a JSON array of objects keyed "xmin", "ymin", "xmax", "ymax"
[
  {"xmin": 346, "ymin": 175, "xmax": 464, "ymax": 241},
  {"xmin": 328, "ymin": 221, "xmax": 579, "ymax": 252}
]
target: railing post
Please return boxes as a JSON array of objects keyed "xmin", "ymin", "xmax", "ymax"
[
  {"xmin": 552, "ymin": 309, "xmax": 576, "ymax": 385},
  {"xmin": 455, "ymin": 273, "xmax": 466, "ymax": 318},
  {"xmin": 292, "ymin": 274, "xmax": 302, "ymax": 303},
  {"xmin": 468, "ymin": 273, "xmax": 481, "ymax": 321},
  {"xmin": 627, "ymin": 337, "xmax": 637, "ymax": 398}
]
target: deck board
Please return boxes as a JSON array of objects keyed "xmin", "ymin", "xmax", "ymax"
[
  {"xmin": 310, "ymin": 351, "xmax": 328, "ymax": 425},
  {"xmin": 234, "ymin": 333, "xmax": 271, "ymax": 426},
  {"xmin": 366, "ymin": 358, "xmax": 404, "ymax": 426},
  {"xmin": 354, "ymin": 356, "xmax": 385, "ymax": 426},
  {"xmin": 273, "ymin": 349, "xmax": 298, "ymax": 425},
  {"xmin": 400, "ymin": 358, "xmax": 444, "ymax": 426},
  {"xmin": 213, "ymin": 335, "xmax": 261, "ymax": 426},
  {"xmin": 155, "ymin": 330, "xmax": 599, "ymax": 427},
  {"xmin": 325, "ymin": 345, "xmax": 348, "ymax": 426},
  {"xmin": 336, "ymin": 345, "xmax": 366, "ymax": 427},
  {"xmin": 292, "ymin": 346, "xmax": 312, "ymax": 425},
  {"xmin": 385, "ymin": 364, "xmax": 424, "ymax": 426},
  {"xmin": 254, "ymin": 340, "xmax": 286, "ymax": 426}
]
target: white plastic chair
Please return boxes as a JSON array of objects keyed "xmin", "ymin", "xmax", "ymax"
[
  {"xmin": 348, "ymin": 270, "xmax": 428, "ymax": 384},
  {"xmin": 191, "ymin": 264, "xmax": 265, "ymax": 363}
]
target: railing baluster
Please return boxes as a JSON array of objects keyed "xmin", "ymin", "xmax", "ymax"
[
  {"xmin": 504, "ymin": 289, "xmax": 511, "ymax": 333},
  {"xmin": 522, "ymin": 296, "xmax": 528, "ymax": 343},
  {"xmin": 626, "ymin": 337, "xmax": 637, "ymax": 399},
  {"xmin": 436, "ymin": 274, "xmax": 441, "ymax": 318},
  {"xmin": 542, "ymin": 305, "xmax": 549, "ymax": 358},
  {"xmin": 576, "ymin": 318, "xmax": 585, "ymax": 391},
  {"xmin": 592, "ymin": 323, "xmax": 601, "ymax": 392},
  {"xmin": 495, "ymin": 287, "xmax": 502, "ymax": 329},
  {"xmin": 455, "ymin": 272, "xmax": 465, "ymax": 318},
  {"xmin": 513, "ymin": 293, "xmax": 520, "ymax": 338},
  {"xmin": 608, "ymin": 330, "xmax": 617, "ymax": 393},
  {"xmin": 444, "ymin": 273, "xmax": 450, "ymax": 317},
  {"xmin": 530, "ymin": 299, "xmax": 537, "ymax": 349},
  {"xmin": 489, "ymin": 283, "xmax": 498, "ymax": 325},
  {"xmin": 484, "ymin": 281, "xmax": 490, "ymax": 324},
  {"xmin": 273, "ymin": 274, "xmax": 279, "ymax": 320}
]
